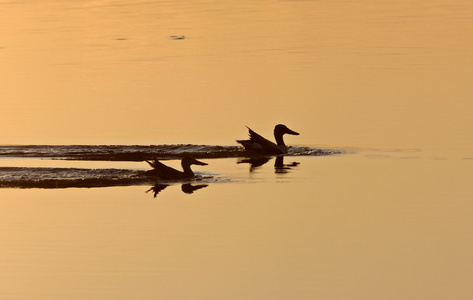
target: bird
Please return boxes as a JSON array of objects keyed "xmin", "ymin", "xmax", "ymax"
[
  {"xmin": 237, "ymin": 124, "xmax": 299, "ymax": 154},
  {"xmin": 145, "ymin": 157, "xmax": 208, "ymax": 180}
]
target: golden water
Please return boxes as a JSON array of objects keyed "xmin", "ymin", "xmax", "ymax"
[{"xmin": 1, "ymin": 0, "xmax": 472, "ymax": 299}]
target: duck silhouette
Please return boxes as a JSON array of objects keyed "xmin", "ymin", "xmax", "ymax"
[
  {"xmin": 146, "ymin": 183, "xmax": 208, "ymax": 197},
  {"xmin": 237, "ymin": 124, "xmax": 299, "ymax": 154},
  {"xmin": 145, "ymin": 157, "xmax": 208, "ymax": 180}
]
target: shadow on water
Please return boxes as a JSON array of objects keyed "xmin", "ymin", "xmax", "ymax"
[
  {"xmin": 146, "ymin": 183, "xmax": 209, "ymax": 197},
  {"xmin": 237, "ymin": 155, "xmax": 300, "ymax": 173}
]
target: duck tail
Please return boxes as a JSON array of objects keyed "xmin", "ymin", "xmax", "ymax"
[
  {"xmin": 237, "ymin": 140, "xmax": 252, "ymax": 150},
  {"xmin": 146, "ymin": 159, "xmax": 157, "ymax": 169}
]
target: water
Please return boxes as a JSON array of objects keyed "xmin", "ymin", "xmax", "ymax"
[
  {"xmin": 1, "ymin": 0, "xmax": 473, "ymax": 299},
  {"xmin": 1, "ymin": 151, "xmax": 472, "ymax": 299}
]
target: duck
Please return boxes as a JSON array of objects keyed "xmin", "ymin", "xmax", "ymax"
[
  {"xmin": 237, "ymin": 124, "xmax": 299, "ymax": 155},
  {"xmin": 145, "ymin": 157, "xmax": 208, "ymax": 180}
]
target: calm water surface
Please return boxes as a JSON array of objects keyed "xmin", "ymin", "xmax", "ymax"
[
  {"xmin": 0, "ymin": 151, "xmax": 472, "ymax": 299},
  {"xmin": 1, "ymin": 0, "xmax": 473, "ymax": 299}
]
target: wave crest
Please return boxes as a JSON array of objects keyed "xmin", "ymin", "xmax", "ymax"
[{"xmin": 0, "ymin": 145, "xmax": 339, "ymax": 161}]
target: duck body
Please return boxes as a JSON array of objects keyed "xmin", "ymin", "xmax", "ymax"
[
  {"xmin": 145, "ymin": 157, "xmax": 207, "ymax": 180},
  {"xmin": 237, "ymin": 124, "xmax": 299, "ymax": 155}
]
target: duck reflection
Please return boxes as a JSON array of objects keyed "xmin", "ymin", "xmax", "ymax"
[
  {"xmin": 146, "ymin": 184, "xmax": 169, "ymax": 196},
  {"xmin": 181, "ymin": 183, "xmax": 208, "ymax": 194},
  {"xmin": 274, "ymin": 156, "xmax": 300, "ymax": 174},
  {"xmin": 146, "ymin": 183, "xmax": 208, "ymax": 198},
  {"xmin": 237, "ymin": 156, "xmax": 271, "ymax": 171},
  {"xmin": 237, "ymin": 155, "xmax": 299, "ymax": 173}
]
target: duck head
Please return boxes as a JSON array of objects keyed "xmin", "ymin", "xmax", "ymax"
[{"xmin": 275, "ymin": 124, "xmax": 299, "ymax": 137}]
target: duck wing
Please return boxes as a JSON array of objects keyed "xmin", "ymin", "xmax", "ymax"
[
  {"xmin": 240, "ymin": 127, "xmax": 282, "ymax": 154},
  {"xmin": 237, "ymin": 127, "xmax": 272, "ymax": 145},
  {"xmin": 146, "ymin": 160, "xmax": 183, "ymax": 179},
  {"xmin": 247, "ymin": 127, "xmax": 270, "ymax": 144}
]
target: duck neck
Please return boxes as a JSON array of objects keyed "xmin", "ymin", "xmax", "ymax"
[
  {"xmin": 182, "ymin": 163, "xmax": 195, "ymax": 176},
  {"xmin": 274, "ymin": 133, "xmax": 286, "ymax": 147}
]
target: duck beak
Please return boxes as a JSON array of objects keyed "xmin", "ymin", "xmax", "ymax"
[
  {"xmin": 193, "ymin": 159, "xmax": 208, "ymax": 166},
  {"xmin": 287, "ymin": 128, "xmax": 300, "ymax": 135}
]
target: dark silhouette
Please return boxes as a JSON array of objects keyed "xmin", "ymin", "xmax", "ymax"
[
  {"xmin": 146, "ymin": 184, "xmax": 169, "ymax": 197},
  {"xmin": 238, "ymin": 155, "xmax": 300, "ymax": 173},
  {"xmin": 237, "ymin": 156, "xmax": 271, "ymax": 171},
  {"xmin": 237, "ymin": 124, "xmax": 299, "ymax": 154},
  {"xmin": 274, "ymin": 156, "xmax": 300, "ymax": 174},
  {"xmin": 146, "ymin": 183, "xmax": 208, "ymax": 198},
  {"xmin": 145, "ymin": 157, "xmax": 208, "ymax": 180},
  {"xmin": 181, "ymin": 183, "xmax": 208, "ymax": 194}
]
